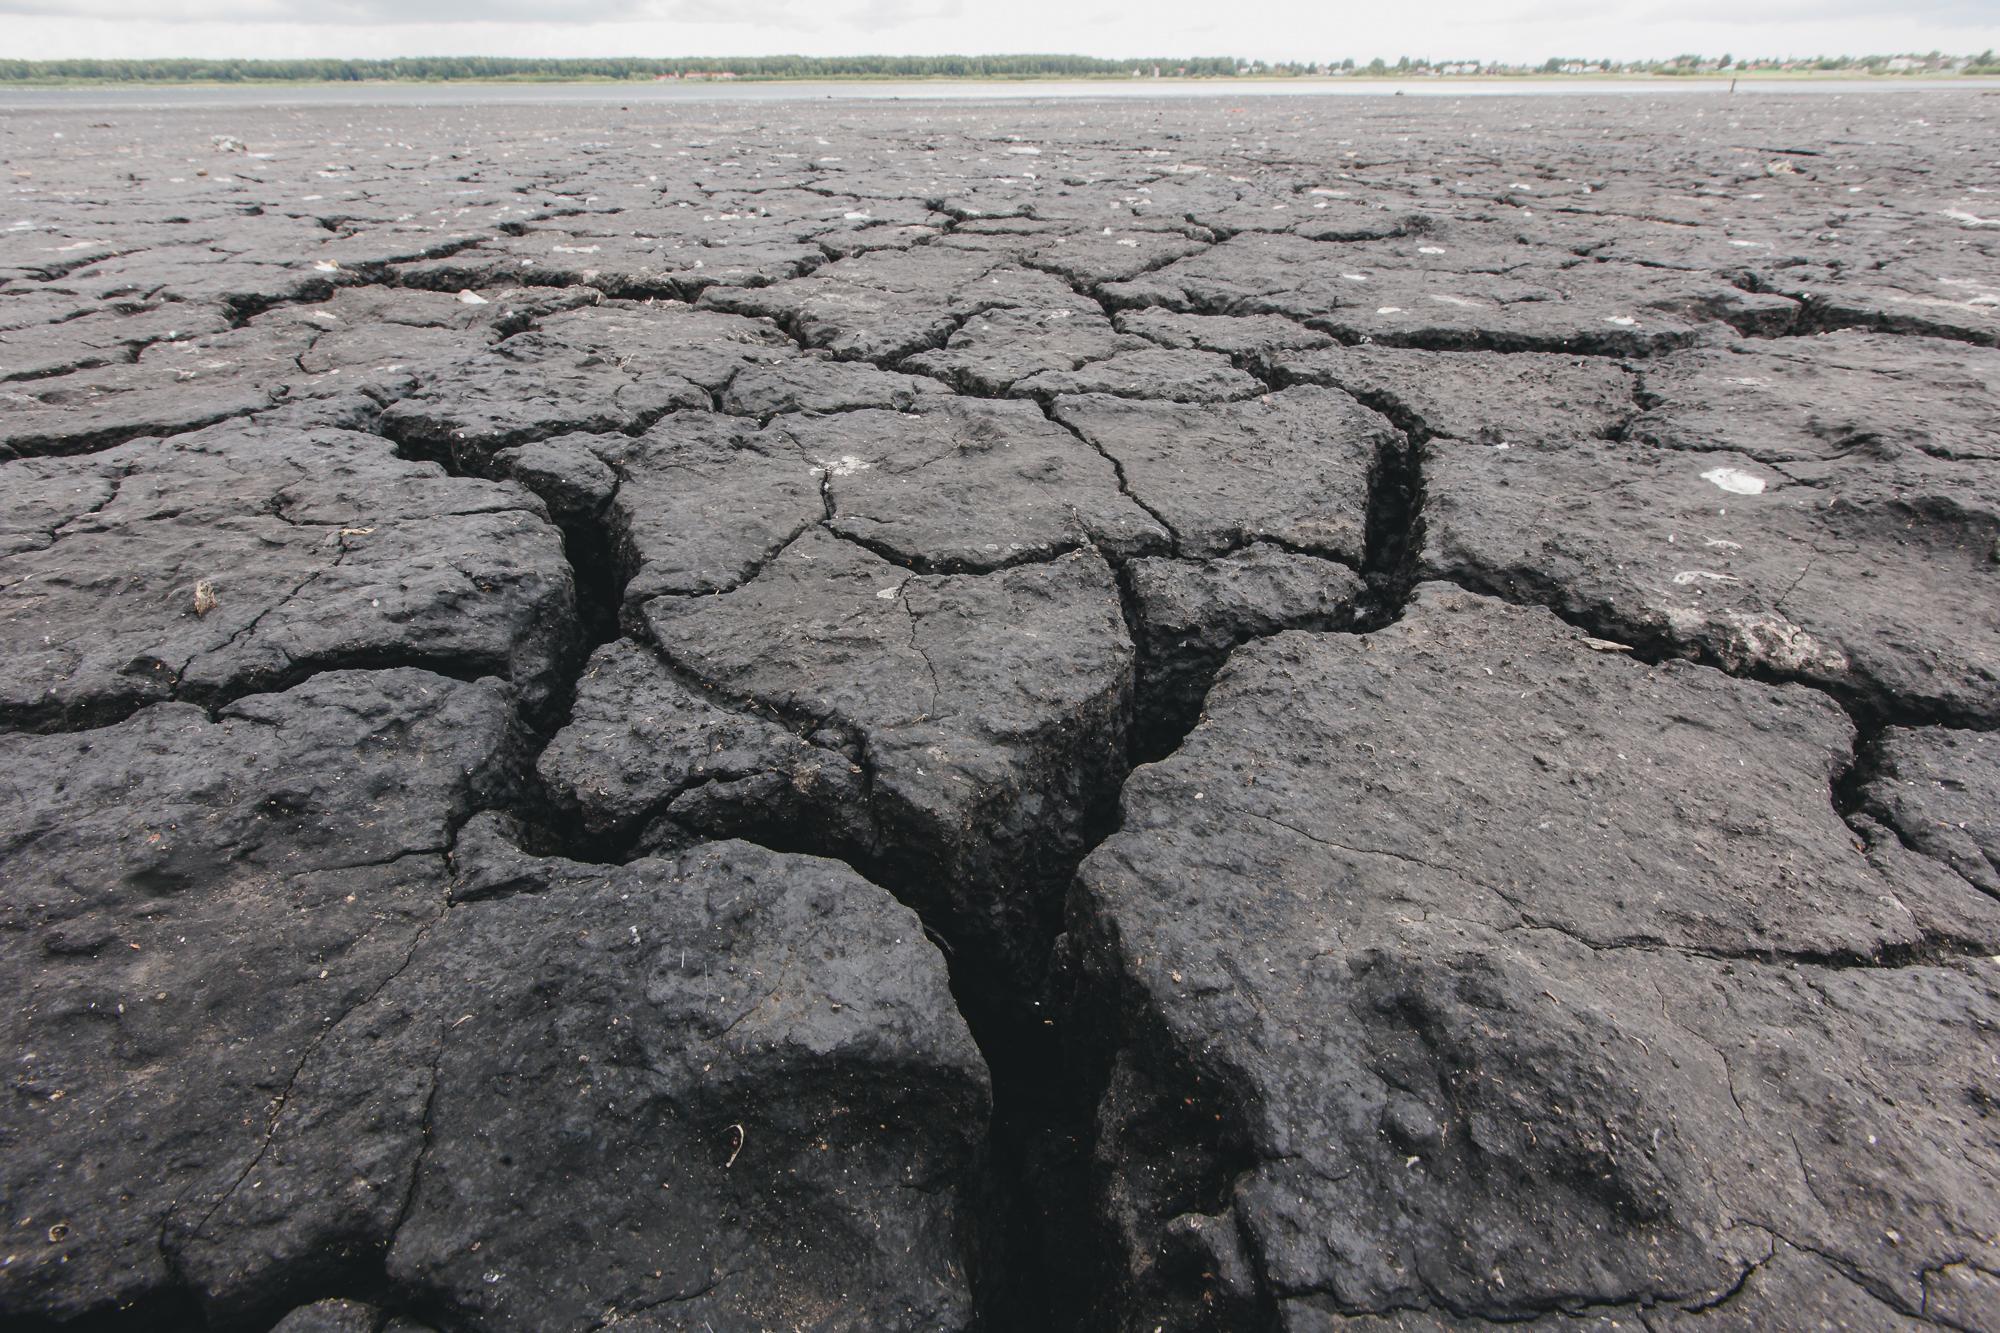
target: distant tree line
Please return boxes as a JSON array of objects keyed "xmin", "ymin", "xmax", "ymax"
[
  {"xmin": 1, "ymin": 53, "xmax": 1993, "ymax": 85},
  {"xmin": 0, "ymin": 55, "xmax": 1242, "ymax": 84}
]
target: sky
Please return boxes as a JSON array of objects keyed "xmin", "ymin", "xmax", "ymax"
[{"xmin": 2, "ymin": 0, "xmax": 1996, "ymax": 65}]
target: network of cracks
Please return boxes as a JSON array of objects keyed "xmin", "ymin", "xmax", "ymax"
[{"xmin": 2, "ymin": 94, "xmax": 1997, "ymax": 1333}]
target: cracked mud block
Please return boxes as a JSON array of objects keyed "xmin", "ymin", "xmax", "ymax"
[
  {"xmin": 1270, "ymin": 344, "xmax": 1635, "ymax": 446},
  {"xmin": 797, "ymin": 396, "xmax": 1168, "ymax": 570},
  {"xmin": 250, "ymin": 284, "xmax": 595, "ymax": 406},
  {"xmin": 0, "ymin": 667, "xmax": 988, "ymax": 1329},
  {"xmin": 565, "ymin": 412, "xmax": 824, "ymax": 611},
  {"xmin": 0, "ymin": 422, "xmax": 576, "ymax": 729},
  {"xmin": 4, "ymin": 285, "xmax": 592, "ymax": 458},
  {"xmin": 488, "ymin": 437, "xmax": 620, "ymax": 536},
  {"xmin": 0, "ymin": 231, "xmax": 131, "ymax": 285},
  {"xmin": 536, "ymin": 638, "xmax": 870, "ymax": 857},
  {"xmin": 233, "ymin": 823, "xmax": 985, "ymax": 1333},
  {"xmin": 701, "ymin": 245, "xmax": 1097, "ymax": 364},
  {"xmin": 528, "ymin": 391, "xmax": 1156, "ymax": 620},
  {"xmin": 1018, "ymin": 227, "xmax": 1211, "ymax": 288},
  {"xmin": 904, "ymin": 306, "xmax": 1148, "ymax": 394},
  {"xmin": 397, "ymin": 227, "xmax": 824, "ymax": 300},
  {"xmin": 1756, "ymin": 259, "xmax": 2000, "ymax": 346},
  {"xmin": 821, "ymin": 221, "xmax": 948, "ymax": 259},
  {"xmin": 0, "ymin": 455, "xmax": 122, "ymax": 559},
  {"xmin": 1185, "ymin": 195, "xmax": 1413, "ymax": 243},
  {"xmin": 719, "ymin": 354, "xmax": 950, "ymax": 417},
  {"xmin": 1124, "ymin": 546, "xmax": 1367, "ymax": 750},
  {"xmin": 0, "ymin": 301, "xmax": 235, "ymax": 383},
  {"xmin": 0, "ymin": 671, "xmax": 522, "ymax": 1325},
  {"xmin": 1101, "ymin": 234, "xmax": 1794, "ymax": 352},
  {"xmin": 0, "ymin": 333, "xmax": 290, "ymax": 458},
  {"xmin": 379, "ymin": 302, "xmax": 794, "ymax": 468},
  {"xmin": 1420, "ymin": 438, "xmax": 2000, "ymax": 724},
  {"xmin": 645, "ymin": 529, "xmax": 1131, "ymax": 972},
  {"xmin": 1280, "ymin": 1240, "xmax": 1941, "ymax": 1330},
  {"xmin": 1014, "ymin": 346, "xmax": 1264, "ymax": 403},
  {"xmin": 1112, "ymin": 308, "xmax": 1337, "ymax": 360},
  {"xmin": 1053, "ymin": 384, "xmax": 1396, "ymax": 561},
  {"xmin": 1071, "ymin": 586, "xmax": 2000, "ymax": 1329},
  {"xmin": 1629, "ymin": 330, "xmax": 2000, "ymax": 489},
  {"xmin": 1862, "ymin": 727, "xmax": 2000, "ymax": 899},
  {"xmin": 270, "ymin": 1298, "xmax": 392, "ymax": 1333},
  {"xmin": 59, "ymin": 245, "xmax": 357, "ymax": 317}
]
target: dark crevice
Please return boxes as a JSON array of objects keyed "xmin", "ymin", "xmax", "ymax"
[
  {"xmin": 1353, "ymin": 427, "xmax": 1426, "ymax": 629},
  {"xmin": 1267, "ymin": 367, "xmax": 1429, "ymax": 631},
  {"xmin": 420, "ymin": 460, "xmax": 1137, "ymax": 1332},
  {"xmin": 367, "ymin": 363, "xmax": 1121, "ymax": 1328},
  {"xmin": 1118, "ymin": 551, "xmax": 1371, "ymax": 766},
  {"xmin": 3, "ymin": 1291, "xmax": 211, "ymax": 1333}
]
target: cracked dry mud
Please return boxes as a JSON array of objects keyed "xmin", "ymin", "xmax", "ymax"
[{"xmin": 1, "ymin": 91, "xmax": 1996, "ymax": 1333}]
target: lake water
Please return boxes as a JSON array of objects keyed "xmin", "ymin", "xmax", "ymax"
[{"xmin": 2, "ymin": 77, "xmax": 1991, "ymax": 111}]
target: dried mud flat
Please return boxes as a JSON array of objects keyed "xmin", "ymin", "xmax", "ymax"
[{"xmin": 1, "ymin": 91, "xmax": 1997, "ymax": 1332}]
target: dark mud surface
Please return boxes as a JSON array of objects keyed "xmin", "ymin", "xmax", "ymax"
[{"xmin": 1, "ymin": 93, "xmax": 1996, "ymax": 1332}]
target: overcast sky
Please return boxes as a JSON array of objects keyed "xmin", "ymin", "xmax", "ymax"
[{"xmin": 4, "ymin": 0, "xmax": 1995, "ymax": 64}]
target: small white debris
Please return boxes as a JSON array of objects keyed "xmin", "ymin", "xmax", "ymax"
[
  {"xmin": 876, "ymin": 586, "xmax": 900, "ymax": 601},
  {"xmin": 1006, "ymin": 146, "xmax": 1042, "ymax": 155},
  {"xmin": 818, "ymin": 455, "xmax": 873, "ymax": 477},
  {"xmin": 312, "ymin": 260, "xmax": 340, "ymax": 272},
  {"xmin": 1418, "ymin": 245, "xmax": 1446, "ymax": 254},
  {"xmin": 192, "ymin": 580, "xmax": 218, "ymax": 617},
  {"xmin": 1604, "ymin": 315, "xmax": 1637, "ymax": 327},
  {"xmin": 456, "ymin": 290, "xmax": 488, "ymax": 304},
  {"xmin": 1701, "ymin": 466, "xmax": 1766, "ymax": 496},
  {"xmin": 1943, "ymin": 209, "xmax": 2000, "ymax": 228},
  {"xmin": 1672, "ymin": 570, "xmax": 1742, "ymax": 586},
  {"xmin": 1376, "ymin": 306, "xmax": 1404, "ymax": 314}
]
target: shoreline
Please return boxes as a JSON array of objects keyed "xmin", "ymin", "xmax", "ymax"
[
  {"xmin": 3, "ymin": 73, "xmax": 1996, "ymax": 110},
  {"xmin": 5, "ymin": 71, "xmax": 2000, "ymax": 89}
]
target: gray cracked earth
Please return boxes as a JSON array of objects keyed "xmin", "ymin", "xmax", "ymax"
[{"xmin": 1, "ymin": 90, "xmax": 1997, "ymax": 1333}]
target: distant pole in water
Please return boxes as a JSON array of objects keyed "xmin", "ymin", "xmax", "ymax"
[{"xmin": 1729, "ymin": 78, "xmax": 1738, "ymax": 93}]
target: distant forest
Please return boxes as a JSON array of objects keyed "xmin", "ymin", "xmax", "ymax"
[
  {"xmin": 0, "ymin": 55, "xmax": 1242, "ymax": 84},
  {"xmin": 1, "ymin": 53, "xmax": 1995, "ymax": 84}
]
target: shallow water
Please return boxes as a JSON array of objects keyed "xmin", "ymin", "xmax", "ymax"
[{"xmin": 2, "ymin": 75, "xmax": 1991, "ymax": 111}]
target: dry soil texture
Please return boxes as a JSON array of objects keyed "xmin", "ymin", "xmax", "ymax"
[{"xmin": 2, "ymin": 92, "xmax": 1997, "ymax": 1333}]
